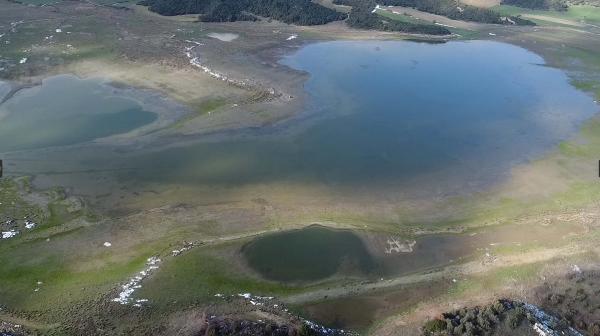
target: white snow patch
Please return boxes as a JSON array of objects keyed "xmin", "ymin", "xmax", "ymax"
[
  {"xmin": 286, "ymin": 34, "xmax": 298, "ymax": 41},
  {"xmin": 2, "ymin": 230, "xmax": 18, "ymax": 239},
  {"xmin": 19, "ymin": 57, "xmax": 27, "ymax": 64},
  {"xmin": 207, "ymin": 33, "xmax": 239, "ymax": 42},
  {"xmin": 435, "ymin": 22, "xmax": 456, "ymax": 28},
  {"xmin": 24, "ymin": 220, "xmax": 36, "ymax": 229},
  {"xmin": 112, "ymin": 256, "xmax": 161, "ymax": 305},
  {"xmin": 103, "ymin": 242, "xmax": 112, "ymax": 247},
  {"xmin": 184, "ymin": 39, "xmax": 204, "ymax": 46}
]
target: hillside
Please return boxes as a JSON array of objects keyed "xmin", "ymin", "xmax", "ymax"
[
  {"xmin": 138, "ymin": 0, "xmax": 347, "ymax": 25},
  {"xmin": 139, "ymin": 0, "xmax": 453, "ymax": 34}
]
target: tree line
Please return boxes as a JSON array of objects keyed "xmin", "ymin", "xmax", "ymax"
[
  {"xmin": 138, "ymin": 0, "xmax": 347, "ymax": 25},
  {"xmin": 139, "ymin": 0, "xmax": 534, "ymax": 34}
]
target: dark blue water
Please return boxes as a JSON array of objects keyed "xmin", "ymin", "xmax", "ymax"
[{"xmin": 128, "ymin": 40, "xmax": 597, "ymax": 193}]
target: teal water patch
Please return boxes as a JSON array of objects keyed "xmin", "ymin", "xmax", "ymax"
[
  {"xmin": 0, "ymin": 75, "xmax": 157, "ymax": 153},
  {"xmin": 243, "ymin": 225, "xmax": 375, "ymax": 282}
]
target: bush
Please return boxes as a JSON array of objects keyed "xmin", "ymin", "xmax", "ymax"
[
  {"xmin": 423, "ymin": 319, "xmax": 447, "ymax": 335},
  {"xmin": 506, "ymin": 307, "xmax": 526, "ymax": 329}
]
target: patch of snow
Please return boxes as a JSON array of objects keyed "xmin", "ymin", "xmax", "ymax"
[
  {"xmin": 112, "ymin": 256, "xmax": 161, "ymax": 305},
  {"xmin": 286, "ymin": 34, "xmax": 298, "ymax": 41},
  {"xmin": 55, "ymin": 28, "xmax": 62, "ymax": 33},
  {"xmin": 24, "ymin": 220, "xmax": 36, "ymax": 229},
  {"xmin": 572, "ymin": 264, "xmax": 582, "ymax": 274},
  {"xmin": 488, "ymin": 32, "xmax": 497, "ymax": 36},
  {"xmin": 207, "ymin": 33, "xmax": 239, "ymax": 42},
  {"xmin": 184, "ymin": 39, "xmax": 204, "ymax": 46},
  {"xmin": 524, "ymin": 303, "xmax": 583, "ymax": 336},
  {"xmin": 171, "ymin": 242, "xmax": 194, "ymax": 256},
  {"xmin": 2, "ymin": 230, "xmax": 18, "ymax": 239},
  {"xmin": 103, "ymin": 242, "xmax": 112, "ymax": 247},
  {"xmin": 19, "ymin": 57, "xmax": 27, "ymax": 64},
  {"xmin": 435, "ymin": 22, "xmax": 456, "ymax": 28}
]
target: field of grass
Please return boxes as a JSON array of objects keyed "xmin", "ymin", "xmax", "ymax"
[
  {"xmin": 375, "ymin": 9, "xmax": 481, "ymax": 38},
  {"xmin": 136, "ymin": 243, "xmax": 305, "ymax": 310},
  {"xmin": 493, "ymin": 4, "xmax": 600, "ymax": 25},
  {"xmin": 376, "ymin": 9, "xmax": 428, "ymax": 25}
]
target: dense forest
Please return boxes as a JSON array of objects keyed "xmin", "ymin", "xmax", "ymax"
[
  {"xmin": 375, "ymin": 0, "xmax": 534, "ymax": 24},
  {"xmin": 138, "ymin": 0, "xmax": 347, "ymax": 25},
  {"xmin": 139, "ymin": 0, "xmax": 533, "ymax": 33},
  {"xmin": 501, "ymin": 0, "xmax": 568, "ymax": 10},
  {"xmin": 335, "ymin": 0, "xmax": 451, "ymax": 34}
]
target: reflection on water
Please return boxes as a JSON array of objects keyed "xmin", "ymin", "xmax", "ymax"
[
  {"xmin": 4, "ymin": 41, "xmax": 599, "ymax": 200},
  {"xmin": 125, "ymin": 40, "xmax": 597, "ymax": 194}
]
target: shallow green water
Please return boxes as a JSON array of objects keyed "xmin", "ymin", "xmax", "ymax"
[
  {"xmin": 0, "ymin": 75, "xmax": 156, "ymax": 152},
  {"xmin": 243, "ymin": 225, "xmax": 375, "ymax": 282}
]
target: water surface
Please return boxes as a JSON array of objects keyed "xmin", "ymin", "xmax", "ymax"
[
  {"xmin": 5, "ymin": 41, "xmax": 599, "ymax": 200},
  {"xmin": 126, "ymin": 40, "xmax": 597, "ymax": 193},
  {"xmin": 0, "ymin": 75, "xmax": 157, "ymax": 152},
  {"xmin": 243, "ymin": 225, "xmax": 374, "ymax": 282}
]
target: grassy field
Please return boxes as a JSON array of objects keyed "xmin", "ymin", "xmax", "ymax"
[
  {"xmin": 493, "ymin": 4, "xmax": 600, "ymax": 25},
  {"xmin": 375, "ymin": 8, "xmax": 481, "ymax": 38}
]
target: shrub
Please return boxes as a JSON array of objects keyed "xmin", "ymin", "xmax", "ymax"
[{"xmin": 423, "ymin": 319, "xmax": 447, "ymax": 334}]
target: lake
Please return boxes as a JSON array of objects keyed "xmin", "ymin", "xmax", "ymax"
[
  {"xmin": 124, "ymin": 40, "xmax": 597, "ymax": 195},
  {"xmin": 243, "ymin": 225, "xmax": 375, "ymax": 282},
  {"xmin": 3, "ymin": 40, "xmax": 598, "ymax": 202},
  {"xmin": 0, "ymin": 75, "xmax": 157, "ymax": 153}
]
